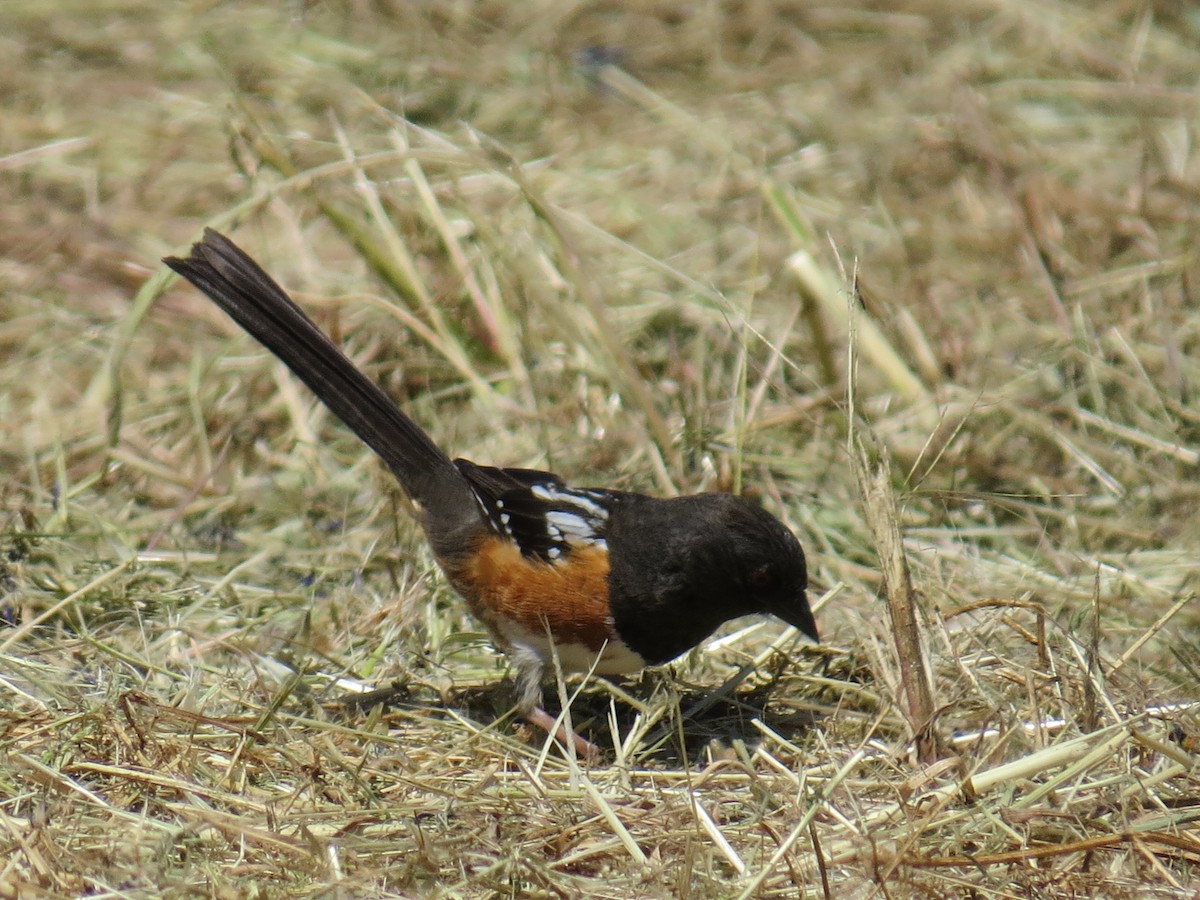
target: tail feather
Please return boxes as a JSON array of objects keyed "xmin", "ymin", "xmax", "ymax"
[{"xmin": 163, "ymin": 229, "xmax": 479, "ymax": 547}]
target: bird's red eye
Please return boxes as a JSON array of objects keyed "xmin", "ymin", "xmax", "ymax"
[{"xmin": 749, "ymin": 566, "xmax": 774, "ymax": 589}]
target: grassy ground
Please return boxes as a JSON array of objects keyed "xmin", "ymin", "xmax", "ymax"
[{"xmin": 2, "ymin": 1, "xmax": 1199, "ymax": 896}]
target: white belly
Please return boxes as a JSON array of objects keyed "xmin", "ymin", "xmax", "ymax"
[{"xmin": 498, "ymin": 622, "xmax": 646, "ymax": 675}]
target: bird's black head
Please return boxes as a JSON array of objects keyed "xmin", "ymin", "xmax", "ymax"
[
  {"xmin": 604, "ymin": 491, "xmax": 818, "ymax": 666},
  {"xmin": 717, "ymin": 496, "xmax": 818, "ymax": 642}
]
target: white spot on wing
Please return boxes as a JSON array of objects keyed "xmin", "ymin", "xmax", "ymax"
[
  {"xmin": 531, "ymin": 485, "xmax": 611, "ymax": 521},
  {"xmin": 546, "ymin": 510, "xmax": 592, "ymax": 539}
]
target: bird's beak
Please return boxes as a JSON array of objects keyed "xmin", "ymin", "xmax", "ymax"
[{"xmin": 775, "ymin": 595, "xmax": 819, "ymax": 643}]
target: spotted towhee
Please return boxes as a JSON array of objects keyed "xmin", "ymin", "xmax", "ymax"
[{"xmin": 164, "ymin": 230, "xmax": 818, "ymax": 751}]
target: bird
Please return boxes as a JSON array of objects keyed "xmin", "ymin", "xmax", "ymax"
[{"xmin": 164, "ymin": 229, "xmax": 818, "ymax": 756}]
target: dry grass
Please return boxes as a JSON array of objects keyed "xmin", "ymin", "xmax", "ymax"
[{"xmin": 2, "ymin": 1, "xmax": 1199, "ymax": 896}]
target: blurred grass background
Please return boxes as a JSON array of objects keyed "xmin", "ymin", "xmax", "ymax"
[{"xmin": 2, "ymin": 2, "xmax": 1199, "ymax": 896}]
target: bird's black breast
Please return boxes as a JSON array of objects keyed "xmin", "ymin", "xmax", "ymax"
[
  {"xmin": 603, "ymin": 490, "xmax": 812, "ymax": 664},
  {"xmin": 603, "ymin": 494, "xmax": 753, "ymax": 664}
]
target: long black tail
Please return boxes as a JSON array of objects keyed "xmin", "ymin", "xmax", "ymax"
[{"xmin": 163, "ymin": 229, "xmax": 479, "ymax": 547}]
